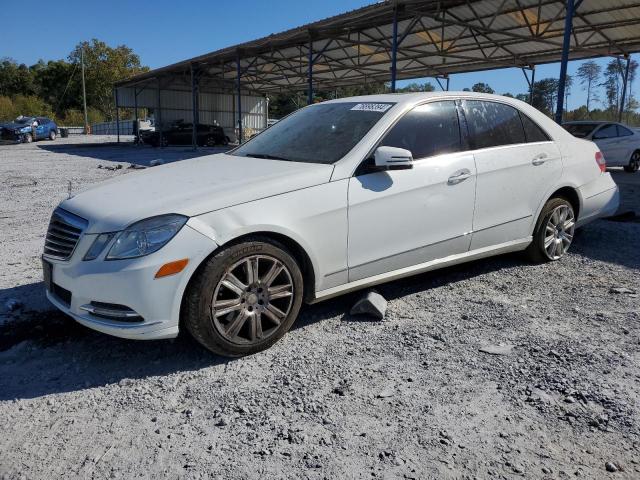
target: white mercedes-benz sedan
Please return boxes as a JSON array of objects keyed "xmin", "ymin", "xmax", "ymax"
[{"xmin": 43, "ymin": 92, "xmax": 619, "ymax": 356}]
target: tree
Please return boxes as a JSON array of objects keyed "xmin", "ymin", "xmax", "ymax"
[
  {"xmin": 397, "ymin": 81, "xmax": 435, "ymax": 92},
  {"xmin": 623, "ymin": 59, "xmax": 639, "ymax": 122},
  {"xmin": 600, "ymin": 59, "xmax": 626, "ymax": 111},
  {"xmin": 68, "ymin": 39, "xmax": 148, "ymax": 120},
  {"xmin": 564, "ymin": 74, "xmax": 573, "ymax": 111},
  {"xmin": 532, "ymin": 78, "xmax": 559, "ymax": 115},
  {"xmin": 515, "ymin": 93, "xmax": 530, "ymax": 103},
  {"xmin": 576, "ymin": 60, "xmax": 601, "ymax": 112},
  {"xmin": 471, "ymin": 82, "xmax": 494, "ymax": 94}
]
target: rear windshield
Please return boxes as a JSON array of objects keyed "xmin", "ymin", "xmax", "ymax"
[
  {"xmin": 233, "ymin": 101, "xmax": 395, "ymax": 164},
  {"xmin": 563, "ymin": 123, "xmax": 599, "ymax": 138}
]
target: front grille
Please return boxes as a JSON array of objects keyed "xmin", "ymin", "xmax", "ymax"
[{"xmin": 44, "ymin": 208, "xmax": 88, "ymax": 260}]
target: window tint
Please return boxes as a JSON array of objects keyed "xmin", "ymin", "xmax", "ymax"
[
  {"xmin": 617, "ymin": 125, "xmax": 634, "ymax": 137},
  {"xmin": 594, "ymin": 124, "xmax": 617, "ymax": 139},
  {"xmin": 463, "ymin": 100, "xmax": 525, "ymax": 149},
  {"xmin": 520, "ymin": 114, "xmax": 550, "ymax": 142},
  {"xmin": 564, "ymin": 123, "xmax": 599, "ymax": 138},
  {"xmin": 379, "ymin": 101, "xmax": 461, "ymax": 159}
]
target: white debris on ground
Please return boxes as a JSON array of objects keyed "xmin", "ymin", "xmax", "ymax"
[{"xmin": 1, "ymin": 137, "xmax": 639, "ymax": 478}]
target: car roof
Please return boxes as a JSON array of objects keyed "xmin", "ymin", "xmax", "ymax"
[
  {"xmin": 563, "ymin": 120, "xmax": 614, "ymax": 125},
  {"xmin": 323, "ymin": 91, "xmax": 524, "ymax": 106}
]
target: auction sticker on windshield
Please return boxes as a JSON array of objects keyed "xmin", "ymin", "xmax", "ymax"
[{"xmin": 350, "ymin": 103, "xmax": 393, "ymax": 112}]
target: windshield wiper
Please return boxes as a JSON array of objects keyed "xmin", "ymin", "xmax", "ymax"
[{"xmin": 244, "ymin": 153, "xmax": 292, "ymax": 161}]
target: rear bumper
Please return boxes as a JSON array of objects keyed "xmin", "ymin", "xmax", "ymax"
[
  {"xmin": 576, "ymin": 173, "xmax": 620, "ymax": 227},
  {"xmin": 44, "ymin": 224, "xmax": 218, "ymax": 340}
]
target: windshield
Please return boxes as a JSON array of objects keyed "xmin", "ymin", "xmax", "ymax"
[
  {"xmin": 233, "ymin": 101, "xmax": 395, "ymax": 164},
  {"xmin": 564, "ymin": 123, "xmax": 599, "ymax": 138},
  {"xmin": 15, "ymin": 117, "xmax": 35, "ymax": 125}
]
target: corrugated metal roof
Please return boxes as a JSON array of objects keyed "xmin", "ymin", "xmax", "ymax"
[{"xmin": 117, "ymin": 0, "xmax": 640, "ymax": 93}]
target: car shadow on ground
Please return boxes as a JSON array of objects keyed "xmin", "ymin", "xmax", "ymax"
[
  {"xmin": 1, "ymin": 226, "xmax": 636, "ymax": 401},
  {"xmin": 36, "ymin": 142, "xmax": 232, "ymax": 167}
]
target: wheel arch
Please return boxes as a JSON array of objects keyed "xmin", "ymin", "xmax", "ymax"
[
  {"xmin": 531, "ymin": 184, "xmax": 582, "ymax": 236},
  {"xmin": 179, "ymin": 229, "xmax": 318, "ymax": 329}
]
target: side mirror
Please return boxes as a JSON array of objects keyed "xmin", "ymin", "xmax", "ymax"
[{"xmin": 373, "ymin": 146, "xmax": 414, "ymax": 170}]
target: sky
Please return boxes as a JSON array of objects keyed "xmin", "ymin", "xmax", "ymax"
[{"xmin": 1, "ymin": 0, "xmax": 636, "ymax": 109}]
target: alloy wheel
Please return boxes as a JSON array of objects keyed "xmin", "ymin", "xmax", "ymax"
[
  {"xmin": 544, "ymin": 205, "xmax": 575, "ymax": 260},
  {"xmin": 211, "ymin": 254, "xmax": 294, "ymax": 344},
  {"xmin": 631, "ymin": 152, "xmax": 640, "ymax": 172}
]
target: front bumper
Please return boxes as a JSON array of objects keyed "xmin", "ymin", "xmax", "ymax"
[{"xmin": 44, "ymin": 223, "xmax": 218, "ymax": 340}]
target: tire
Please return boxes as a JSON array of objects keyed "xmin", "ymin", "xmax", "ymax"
[
  {"xmin": 23, "ymin": 133, "xmax": 33, "ymax": 143},
  {"xmin": 526, "ymin": 197, "xmax": 576, "ymax": 263},
  {"xmin": 623, "ymin": 151, "xmax": 640, "ymax": 173},
  {"xmin": 223, "ymin": 136, "xmax": 230, "ymax": 146},
  {"xmin": 49, "ymin": 130, "xmax": 57, "ymax": 141},
  {"xmin": 183, "ymin": 238, "xmax": 304, "ymax": 357}
]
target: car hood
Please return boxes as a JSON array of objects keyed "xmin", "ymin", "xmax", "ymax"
[
  {"xmin": 1, "ymin": 122, "xmax": 29, "ymax": 130},
  {"xmin": 60, "ymin": 153, "xmax": 334, "ymax": 233}
]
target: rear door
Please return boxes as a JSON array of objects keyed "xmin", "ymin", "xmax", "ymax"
[
  {"xmin": 592, "ymin": 124, "xmax": 622, "ymax": 165},
  {"xmin": 461, "ymin": 100, "xmax": 562, "ymax": 250},
  {"xmin": 347, "ymin": 100, "xmax": 476, "ymax": 281}
]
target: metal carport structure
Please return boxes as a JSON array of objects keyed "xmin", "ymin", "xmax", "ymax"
[{"xmin": 115, "ymin": 0, "xmax": 640, "ymax": 146}]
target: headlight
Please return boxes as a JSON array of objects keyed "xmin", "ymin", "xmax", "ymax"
[{"xmin": 105, "ymin": 214, "xmax": 188, "ymax": 260}]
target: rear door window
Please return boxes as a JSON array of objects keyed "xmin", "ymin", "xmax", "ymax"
[
  {"xmin": 594, "ymin": 124, "xmax": 618, "ymax": 139},
  {"xmin": 463, "ymin": 100, "xmax": 526, "ymax": 149},
  {"xmin": 520, "ymin": 114, "xmax": 550, "ymax": 142},
  {"xmin": 379, "ymin": 101, "xmax": 461, "ymax": 160}
]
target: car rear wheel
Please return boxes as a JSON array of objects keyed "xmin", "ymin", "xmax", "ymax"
[
  {"xmin": 183, "ymin": 238, "xmax": 304, "ymax": 356},
  {"xmin": 623, "ymin": 151, "xmax": 640, "ymax": 173},
  {"xmin": 526, "ymin": 197, "xmax": 575, "ymax": 263},
  {"xmin": 49, "ymin": 130, "xmax": 57, "ymax": 141}
]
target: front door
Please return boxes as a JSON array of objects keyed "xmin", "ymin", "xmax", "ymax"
[{"xmin": 347, "ymin": 101, "xmax": 476, "ymax": 282}]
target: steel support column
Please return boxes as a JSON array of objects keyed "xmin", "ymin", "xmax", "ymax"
[
  {"xmin": 133, "ymin": 87, "xmax": 139, "ymax": 144},
  {"xmin": 236, "ymin": 54, "xmax": 243, "ymax": 143},
  {"xmin": 157, "ymin": 80, "xmax": 163, "ymax": 148},
  {"xmin": 114, "ymin": 88, "xmax": 120, "ymax": 144},
  {"xmin": 308, "ymin": 38, "xmax": 314, "ymax": 105},
  {"xmin": 619, "ymin": 56, "xmax": 631, "ymax": 122},
  {"xmin": 191, "ymin": 64, "xmax": 198, "ymax": 150},
  {"xmin": 522, "ymin": 66, "xmax": 536, "ymax": 104},
  {"xmin": 446, "ymin": 76, "xmax": 450, "ymax": 91},
  {"xmin": 555, "ymin": 0, "xmax": 575, "ymax": 124},
  {"xmin": 530, "ymin": 66, "xmax": 536, "ymax": 105},
  {"xmin": 390, "ymin": 5, "xmax": 398, "ymax": 93}
]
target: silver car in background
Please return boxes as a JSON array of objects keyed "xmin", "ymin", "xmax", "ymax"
[{"xmin": 564, "ymin": 121, "xmax": 640, "ymax": 173}]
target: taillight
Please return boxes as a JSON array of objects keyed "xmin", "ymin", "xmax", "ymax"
[{"xmin": 595, "ymin": 151, "xmax": 606, "ymax": 173}]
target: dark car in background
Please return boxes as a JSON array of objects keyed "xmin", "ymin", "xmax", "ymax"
[
  {"xmin": 0, "ymin": 116, "xmax": 58, "ymax": 143},
  {"xmin": 140, "ymin": 120, "xmax": 229, "ymax": 147}
]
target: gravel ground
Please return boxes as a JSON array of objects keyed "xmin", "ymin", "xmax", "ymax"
[{"xmin": 1, "ymin": 137, "xmax": 639, "ymax": 479}]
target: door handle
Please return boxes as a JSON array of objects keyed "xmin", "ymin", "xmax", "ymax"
[
  {"xmin": 532, "ymin": 153, "xmax": 548, "ymax": 166},
  {"xmin": 448, "ymin": 169, "xmax": 471, "ymax": 185}
]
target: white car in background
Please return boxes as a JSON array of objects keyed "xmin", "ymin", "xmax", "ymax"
[
  {"xmin": 43, "ymin": 93, "xmax": 619, "ymax": 356},
  {"xmin": 563, "ymin": 121, "xmax": 640, "ymax": 172}
]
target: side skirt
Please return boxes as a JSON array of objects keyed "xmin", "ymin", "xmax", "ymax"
[{"xmin": 310, "ymin": 237, "xmax": 532, "ymax": 304}]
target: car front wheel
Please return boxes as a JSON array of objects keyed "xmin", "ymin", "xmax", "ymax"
[
  {"xmin": 623, "ymin": 151, "xmax": 640, "ymax": 173},
  {"xmin": 526, "ymin": 197, "xmax": 575, "ymax": 263},
  {"xmin": 23, "ymin": 133, "xmax": 33, "ymax": 143},
  {"xmin": 183, "ymin": 238, "xmax": 304, "ymax": 356}
]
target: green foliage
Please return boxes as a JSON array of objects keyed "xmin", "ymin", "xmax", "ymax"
[
  {"xmin": 471, "ymin": 82, "xmax": 494, "ymax": 94},
  {"xmin": 0, "ymin": 40, "xmax": 148, "ymax": 123}
]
